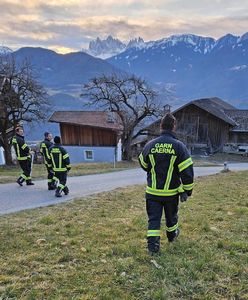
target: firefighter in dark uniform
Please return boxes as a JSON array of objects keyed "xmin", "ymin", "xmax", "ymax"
[
  {"xmin": 40, "ymin": 132, "xmax": 57, "ymax": 190},
  {"xmin": 47, "ymin": 136, "xmax": 71, "ymax": 197},
  {"xmin": 12, "ymin": 126, "xmax": 34, "ymax": 186},
  {"xmin": 138, "ymin": 113, "xmax": 194, "ymax": 255}
]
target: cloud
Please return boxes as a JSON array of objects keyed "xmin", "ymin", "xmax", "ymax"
[{"xmin": 0, "ymin": 0, "xmax": 248, "ymax": 52}]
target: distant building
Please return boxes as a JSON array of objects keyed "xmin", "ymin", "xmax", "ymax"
[
  {"xmin": 139, "ymin": 97, "xmax": 248, "ymax": 155},
  {"xmin": 49, "ymin": 111, "xmax": 123, "ymax": 163}
]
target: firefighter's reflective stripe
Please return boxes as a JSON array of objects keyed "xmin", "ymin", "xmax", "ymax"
[
  {"xmin": 63, "ymin": 153, "xmax": 69, "ymax": 159},
  {"xmin": 53, "ymin": 167, "xmax": 67, "ymax": 171},
  {"xmin": 17, "ymin": 156, "xmax": 30, "ymax": 160},
  {"xmin": 12, "ymin": 138, "xmax": 30, "ymax": 160},
  {"xmin": 166, "ymin": 223, "xmax": 178, "ymax": 232},
  {"xmin": 147, "ymin": 230, "xmax": 161, "ymax": 237},
  {"xmin": 59, "ymin": 153, "xmax": 62, "ymax": 169},
  {"xmin": 149, "ymin": 154, "xmax": 156, "ymax": 189},
  {"xmin": 41, "ymin": 142, "xmax": 50, "ymax": 164},
  {"xmin": 139, "ymin": 153, "xmax": 147, "ymax": 169},
  {"xmin": 21, "ymin": 174, "xmax": 27, "ymax": 180},
  {"xmin": 21, "ymin": 143, "xmax": 28, "ymax": 150},
  {"xmin": 51, "ymin": 153, "xmax": 56, "ymax": 169},
  {"xmin": 58, "ymin": 183, "xmax": 65, "ymax": 189},
  {"xmin": 146, "ymin": 186, "xmax": 183, "ymax": 196},
  {"xmin": 50, "ymin": 154, "xmax": 66, "ymax": 171},
  {"xmin": 164, "ymin": 155, "xmax": 177, "ymax": 190},
  {"xmin": 178, "ymin": 157, "xmax": 193, "ymax": 172},
  {"xmin": 183, "ymin": 182, "xmax": 194, "ymax": 191}
]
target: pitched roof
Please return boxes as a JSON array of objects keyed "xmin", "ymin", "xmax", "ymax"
[
  {"xmin": 143, "ymin": 97, "xmax": 241, "ymax": 133},
  {"xmin": 49, "ymin": 111, "xmax": 123, "ymax": 131},
  {"xmin": 224, "ymin": 109, "xmax": 248, "ymax": 132},
  {"xmin": 174, "ymin": 97, "xmax": 237, "ymax": 126}
]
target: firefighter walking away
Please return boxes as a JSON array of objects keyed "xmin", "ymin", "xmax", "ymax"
[
  {"xmin": 48, "ymin": 136, "xmax": 71, "ymax": 197},
  {"xmin": 40, "ymin": 132, "xmax": 57, "ymax": 190},
  {"xmin": 138, "ymin": 113, "xmax": 194, "ymax": 255},
  {"xmin": 12, "ymin": 126, "xmax": 35, "ymax": 186}
]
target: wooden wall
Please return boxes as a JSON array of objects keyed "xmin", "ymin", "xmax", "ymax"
[
  {"xmin": 174, "ymin": 105, "xmax": 231, "ymax": 150},
  {"xmin": 60, "ymin": 124, "xmax": 118, "ymax": 146},
  {"xmin": 229, "ymin": 132, "xmax": 248, "ymax": 144}
]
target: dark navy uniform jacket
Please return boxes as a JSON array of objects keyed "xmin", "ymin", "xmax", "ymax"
[
  {"xmin": 48, "ymin": 144, "xmax": 71, "ymax": 172},
  {"xmin": 40, "ymin": 139, "xmax": 53, "ymax": 165},
  {"xmin": 12, "ymin": 134, "xmax": 31, "ymax": 161},
  {"xmin": 139, "ymin": 130, "xmax": 194, "ymax": 197}
]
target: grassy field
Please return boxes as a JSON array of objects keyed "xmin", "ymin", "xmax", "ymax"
[
  {"xmin": 0, "ymin": 171, "xmax": 247, "ymax": 299},
  {"xmin": 0, "ymin": 161, "xmax": 138, "ymax": 184}
]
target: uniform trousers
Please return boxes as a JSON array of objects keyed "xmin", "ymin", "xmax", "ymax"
[
  {"xmin": 146, "ymin": 194, "xmax": 179, "ymax": 252},
  {"xmin": 45, "ymin": 165, "xmax": 55, "ymax": 184},
  {"xmin": 19, "ymin": 159, "xmax": 32, "ymax": 181},
  {"xmin": 54, "ymin": 171, "xmax": 68, "ymax": 191}
]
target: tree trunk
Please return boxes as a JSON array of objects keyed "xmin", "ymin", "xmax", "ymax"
[
  {"xmin": 2, "ymin": 132, "xmax": 13, "ymax": 165},
  {"xmin": 122, "ymin": 135, "xmax": 133, "ymax": 161}
]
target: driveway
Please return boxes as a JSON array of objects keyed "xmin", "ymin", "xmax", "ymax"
[{"xmin": 1, "ymin": 163, "xmax": 248, "ymax": 215}]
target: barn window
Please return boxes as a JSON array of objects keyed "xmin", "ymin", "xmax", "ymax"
[{"xmin": 84, "ymin": 150, "xmax": 94, "ymax": 160}]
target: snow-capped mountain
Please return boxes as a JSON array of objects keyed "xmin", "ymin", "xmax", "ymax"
[
  {"xmin": 107, "ymin": 32, "xmax": 248, "ymax": 103},
  {"xmin": 83, "ymin": 35, "xmax": 145, "ymax": 59},
  {"xmin": 0, "ymin": 46, "xmax": 12, "ymax": 54}
]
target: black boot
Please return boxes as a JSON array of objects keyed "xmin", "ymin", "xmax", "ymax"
[
  {"xmin": 16, "ymin": 177, "xmax": 25, "ymax": 186},
  {"xmin": 55, "ymin": 188, "xmax": 62, "ymax": 197},
  {"xmin": 147, "ymin": 236, "xmax": 160, "ymax": 255},
  {"xmin": 168, "ymin": 228, "xmax": 180, "ymax": 243},
  {"xmin": 48, "ymin": 183, "xmax": 56, "ymax": 190},
  {"xmin": 63, "ymin": 186, "xmax": 69, "ymax": 195},
  {"xmin": 26, "ymin": 179, "xmax": 35, "ymax": 186}
]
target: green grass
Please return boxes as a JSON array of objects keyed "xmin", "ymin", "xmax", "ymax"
[
  {"xmin": 0, "ymin": 171, "xmax": 248, "ymax": 299},
  {"xmin": 0, "ymin": 161, "xmax": 138, "ymax": 184}
]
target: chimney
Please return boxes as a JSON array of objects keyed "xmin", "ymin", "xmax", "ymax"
[
  {"xmin": 163, "ymin": 104, "xmax": 171, "ymax": 114},
  {"xmin": 107, "ymin": 110, "xmax": 115, "ymax": 123}
]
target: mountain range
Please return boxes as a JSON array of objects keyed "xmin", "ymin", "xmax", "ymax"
[
  {"xmin": 83, "ymin": 35, "xmax": 145, "ymax": 59},
  {"xmin": 107, "ymin": 33, "xmax": 248, "ymax": 106},
  {"xmin": 1, "ymin": 32, "xmax": 248, "ymax": 139}
]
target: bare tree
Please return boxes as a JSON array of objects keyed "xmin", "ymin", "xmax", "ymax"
[
  {"xmin": 81, "ymin": 74, "xmax": 162, "ymax": 160},
  {"xmin": 0, "ymin": 52, "xmax": 48, "ymax": 165}
]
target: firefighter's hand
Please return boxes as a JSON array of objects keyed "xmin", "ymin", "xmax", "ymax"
[
  {"xmin": 180, "ymin": 192, "xmax": 188, "ymax": 202},
  {"xmin": 67, "ymin": 167, "xmax": 71, "ymax": 172}
]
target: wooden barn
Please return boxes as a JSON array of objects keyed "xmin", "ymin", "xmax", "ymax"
[
  {"xmin": 141, "ymin": 97, "xmax": 248, "ymax": 155},
  {"xmin": 49, "ymin": 111, "xmax": 123, "ymax": 163}
]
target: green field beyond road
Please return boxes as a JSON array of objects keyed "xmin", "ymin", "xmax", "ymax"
[{"xmin": 0, "ymin": 171, "xmax": 247, "ymax": 299}]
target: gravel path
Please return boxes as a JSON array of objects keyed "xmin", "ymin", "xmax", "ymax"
[{"xmin": 1, "ymin": 163, "xmax": 248, "ymax": 215}]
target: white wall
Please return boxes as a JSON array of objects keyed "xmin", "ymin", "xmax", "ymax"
[{"xmin": 0, "ymin": 147, "xmax": 5, "ymax": 165}]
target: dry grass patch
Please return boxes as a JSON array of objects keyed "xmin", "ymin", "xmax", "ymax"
[{"xmin": 0, "ymin": 171, "xmax": 247, "ymax": 299}]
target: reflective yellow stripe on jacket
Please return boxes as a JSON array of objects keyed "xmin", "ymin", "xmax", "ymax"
[
  {"xmin": 178, "ymin": 157, "xmax": 193, "ymax": 172},
  {"xmin": 51, "ymin": 148, "xmax": 67, "ymax": 171},
  {"xmin": 12, "ymin": 138, "xmax": 30, "ymax": 160},
  {"xmin": 139, "ymin": 153, "xmax": 148, "ymax": 169}
]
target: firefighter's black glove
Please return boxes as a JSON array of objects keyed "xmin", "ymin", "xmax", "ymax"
[
  {"xmin": 67, "ymin": 167, "xmax": 71, "ymax": 172},
  {"xmin": 180, "ymin": 192, "xmax": 188, "ymax": 202}
]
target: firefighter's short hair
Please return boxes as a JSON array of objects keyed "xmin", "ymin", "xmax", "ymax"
[
  {"xmin": 160, "ymin": 113, "xmax": 176, "ymax": 130},
  {"xmin": 44, "ymin": 131, "xmax": 51, "ymax": 138},
  {"xmin": 15, "ymin": 126, "xmax": 23, "ymax": 132},
  {"xmin": 54, "ymin": 136, "xmax": 61, "ymax": 144}
]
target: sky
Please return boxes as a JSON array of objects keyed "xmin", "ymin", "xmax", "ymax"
[{"xmin": 0, "ymin": 0, "xmax": 247, "ymax": 53}]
